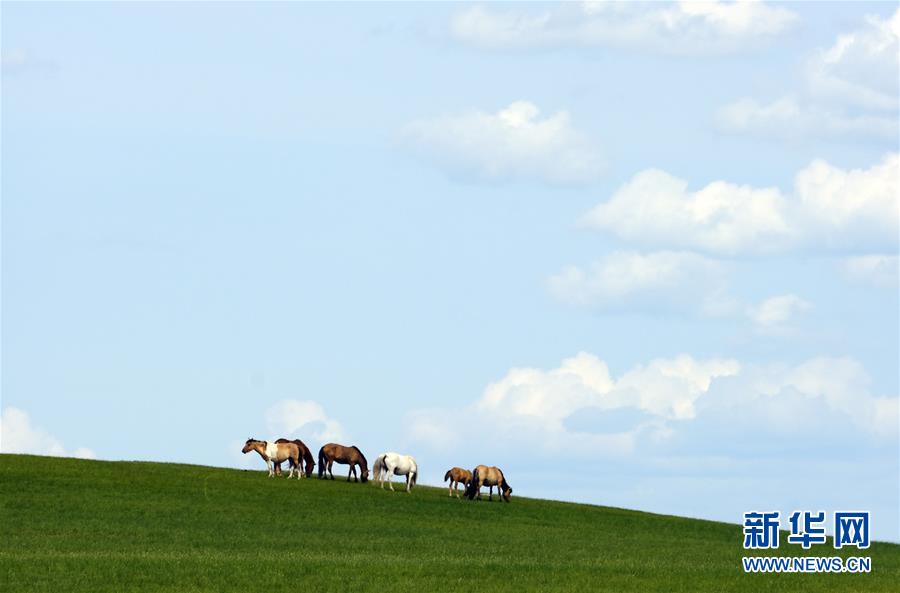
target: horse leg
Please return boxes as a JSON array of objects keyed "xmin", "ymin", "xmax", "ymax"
[
  {"xmin": 267, "ymin": 460, "xmax": 274, "ymax": 478},
  {"xmin": 489, "ymin": 485, "xmax": 493, "ymax": 501},
  {"xmin": 449, "ymin": 481, "xmax": 453, "ymax": 497},
  {"xmin": 327, "ymin": 459, "xmax": 334, "ymax": 480},
  {"xmin": 405, "ymin": 474, "xmax": 411, "ymax": 493}
]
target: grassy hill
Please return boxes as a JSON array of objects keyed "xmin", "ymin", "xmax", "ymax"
[{"xmin": 1, "ymin": 454, "xmax": 897, "ymax": 592}]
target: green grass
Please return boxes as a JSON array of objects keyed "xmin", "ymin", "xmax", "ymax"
[{"xmin": 0, "ymin": 454, "xmax": 897, "ymax": 592}]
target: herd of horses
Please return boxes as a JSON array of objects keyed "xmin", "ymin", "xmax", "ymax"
[{"xmin": 241, "ymin": 438, "xmax": 513, "ymax": 502}]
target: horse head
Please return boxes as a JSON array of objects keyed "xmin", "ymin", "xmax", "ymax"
[
  {"xmin": 241, "ymin": 438, "xmax": 259, "ymax": 454},
  {"xmin": 464, "ymin": 472, "xmax": 478, "ymax": 499}
]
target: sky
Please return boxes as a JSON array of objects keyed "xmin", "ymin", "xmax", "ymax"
[{"xmin": 2, "ymin": 2, "xmax": 898, "ymax": 541}]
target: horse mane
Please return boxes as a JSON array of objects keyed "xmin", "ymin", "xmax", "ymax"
[{"xmin": 351, "ymin": 445, "xmax": 367, "ymax": 466}]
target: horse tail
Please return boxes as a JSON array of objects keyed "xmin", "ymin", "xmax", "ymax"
[
  {"xmin": 373, "ymin": 454, "xmax": 384, "ymax": 481},
  {"xmin": 444, "ymin": 470, "xmax": 451, "ymax": 482},
  {"xmin": 317, "ymin": 447, "xmax": 326, "ymax": 479}
]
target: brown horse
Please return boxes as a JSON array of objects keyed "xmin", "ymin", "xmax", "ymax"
[
  {"xmin": 443, "ymin": 467, "xmax": 472, "ymax": 498},
  {"xmin": 318, "ymin": 443, "xmax": 369, "ymax": 482},
  {"xmin": 241, "ymin": 438, "xmax": 302, "ymax": 478},
  {"xmin": 273, "ymin": 438, "xmax": 316, "ymax": 477},
  {"xmin": 464, "ymin": 465, "xmax": 512, "ymax": 502}
]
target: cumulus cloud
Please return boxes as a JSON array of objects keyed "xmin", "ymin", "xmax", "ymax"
[
  {"xmin": 580, "ymin": 153, "xmax": 899, "ymax": 255},
  {"xmin": 410, "ymin": 352, "xmax": 742, "ymax": 456},
  {"xmin": 450, "ymin": 1, "xmax": 797, "ymax": 55},
  {"xmin": 0, "ymin": 407, "xmax": 96, "ymax": 459},
  {"xmin": 809, "ymin": 8, "xmax": 899, "ymax": 111},
  {"xmin": 264, "ymin": 399, "xmax": 344, "ymax": 443},
  {"xmin": 840, "ymin": 254, "xmax": 899, "ymax": 287},
  {"xmin": 547, "ymin": 250, "xmax": 736, "ymax": 316},
  {"xmin": 408, "ymin": 353, "xmax": 897, "ymax": 458},
  {"xmin": 403, "ymin": 101, "xmax": 604, "ymax": 183},
  {"xmin": 717, "ymin": 9, "xmax": 898, "ymax": 141}
]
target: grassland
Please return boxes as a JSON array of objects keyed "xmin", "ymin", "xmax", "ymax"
[{"xmin": 0, "ymin": 454, "xmax": 897, "ymax": 592}]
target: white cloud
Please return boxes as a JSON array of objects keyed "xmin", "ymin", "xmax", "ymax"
[
  {"xmin": 809, "ymin": 8, "xmax": 899, "ymax": 111},
  {"xmin": 0, "ymin": 407, "xmax": 96, "ymax": 459},
  {"xmin": 264, "ymin": 399, "xmax": 344, "ymax": 443},
  {"xmin": 408, "ymin": 353, "xmax": 897, "ymax": 458},
  {"xmin": 548, "ymin": 253, "xmax": 815, "ymax": 332},
  {"xmin": 410, "ymin": 352, "xmax": 742, "ymax": 457},
  {"xmin": 840, "ymin": 254, "xmax": 899, "ymax": 287},
  {"xmin": 794, "ymin": 154, "xmax": 899, "ymax": 248},
  {"xmin": 716, "ymin": 96, "xmax": 898, "ymax": 141},
  {"xmin": 581, "ymin": 168, "xmax": 792, "ymax": 255},
  {"xmin": 403, "ymin": 100, "xmax": 603, "ymax": 184},
  {"xmin": 746, "ymin": 294, "xmax": 811, "ymax": 332},
  {"xmin": 450, "ymin": 1, "xmax": 797, "ymax": 55},
  {"xmin": 580, "ymin": 153, "xmax": 899, "ymax": 255},
  {"xmin": 547, "ymin": 250, "xmax": 736, "ymax": 316},
  {"xmin": 717, "ymin": 9, "xmax": 899, "ymax": 141}
]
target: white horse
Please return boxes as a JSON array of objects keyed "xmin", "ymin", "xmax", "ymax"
[{"xmin": 372, "ymin": 452, "xmax": 418, "ymax": 492}]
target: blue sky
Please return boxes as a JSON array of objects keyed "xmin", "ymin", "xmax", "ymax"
[{"xmin": 2, "ymin": 2, "xmax": 898, "ymax": 540}]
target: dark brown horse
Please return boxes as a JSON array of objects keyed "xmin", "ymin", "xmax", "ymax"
[
  {"xmin": 444, "ymin": 467, "xmax": 472, "ymax": 498},
  {"xmin": 318, "ymin": 443, "xmax": 369, "ymax": 482},
  {"xmin": 465, "ymin": 465, "xmax": 512, "ymax": 502},
  {"xmin": 273, "ymin": 438, "xmax": 315, "ymax": 477}
]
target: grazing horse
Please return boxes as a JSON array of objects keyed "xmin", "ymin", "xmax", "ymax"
[
  {"xmin": 318, "ymin": 443, "xmax": 369, "ymax": 483},
  {"xmin": 273, "ymin": 438, "xmax": 316, "ymax": 478},
  {"xmin": 372, "ymin": 452, "xmax": 418, "ymax": 492},
  {"xmin": 464, "ymin": 465, "xmax": 512, "ymax": 502},
  {"xmin": 443, "ymin": 467, "xmax": 472, "ymax": 498},
  {"xmin": 241, "ymin": 438, "xmax": 302, "ymax": 478}
]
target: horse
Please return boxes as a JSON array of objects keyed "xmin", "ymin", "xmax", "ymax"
[
  {"xmin": 317, "ymin": 443, "xmax": 369, "ymax": 483},
  {"xmin": 464, "ymin": 465, "xmax": 512, "ymax": 502},
  {"xmin": 241, "ymin": 438, "xmax": 302, "ymax": 478},
  {"xmin": 273, "ymin": 438, "xmax": 316, "ymax": 477},
  {"xmin": 372, "ymin": 452, "xmax": 418, "ymax": 492},
  {"xmin": 443, "ymin": 467, "xmax": 472, "ymax": 498}
]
